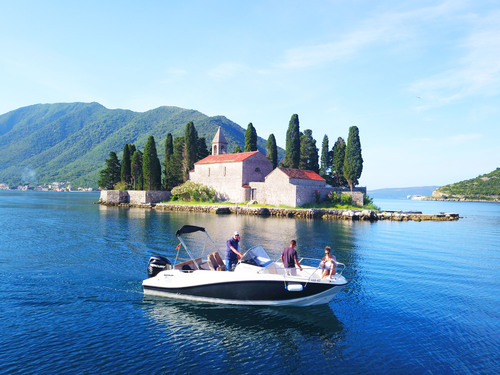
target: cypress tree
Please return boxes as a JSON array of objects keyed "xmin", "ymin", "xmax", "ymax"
[
  {"xmin": 163, "ymin": 133, "xmax": 173, "ymax": 190},
  {"xmin": 143, "ymin": 136, "xmax": 162, "ymax": 190},
  {"xmin": 170, "ymin": 136, "xmax": 186, "ymax": 187},
  {"xmin": 343, "ymin": 126, "xmax": 363, "ymax": 192},
  {"xmin": 131, "ymin": 150, "xmax": 143, "ymax": 190},
  {"xmin": 197, "ymin": 137, "xmax": 209, "ymax": 160},
  {"xmin": 320, "ymin": 135, "xmax": 331, "ymax": 177},
  {"xmin": 184, "ymin": 121, "xmax": 198, "ymax": 173},
  {"xmin": 299, "ymin": 129, "xmax": 319, "ymax": 173},
  {"xmin": 98, "ymin": 151, "xmax": 121, "ymax": 189},
  {"xmin": 331, "ymin": 137, "xmax": 347, "ymax": 187},
  {"xmin": 120, "ymin": 144, "xmax": 132, "ymax": 187},
  {"xmin": 284, "ymin": 114, "xmax": 301, "ymax": 168},
  {"xmin": 266, "ymin": 133, "xmax": 278, "ymax": 169},
  {"xmin": 244, "ymin": 123, "xmax": 258, "ymax": 152}
]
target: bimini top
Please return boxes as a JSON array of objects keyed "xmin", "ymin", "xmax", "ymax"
[{"xmin": 176, "ymin": 225, "xmax": 206, "ymax": 237}]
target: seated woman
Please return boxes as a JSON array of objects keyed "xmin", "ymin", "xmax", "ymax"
[{"xmin": 320, "ymin": 246, "xmax": 336, "ymax": 279}]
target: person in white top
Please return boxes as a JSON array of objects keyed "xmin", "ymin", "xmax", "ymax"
[{"xmin": 320, "ymin": 246, "xmax": 336, "ymax": 279}]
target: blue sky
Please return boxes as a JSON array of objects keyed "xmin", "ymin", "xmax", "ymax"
[{"xmin": 1, "ymin": 0, "xmax": 499, "ymax": 189}]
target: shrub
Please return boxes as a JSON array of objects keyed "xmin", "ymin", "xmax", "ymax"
[
  {"xmin": 113, "ymin": 181, "xmax": 128, "ymax": 191},
  {"xmin": 171, "ymin": 181, "xmax": 217, "ymax": 202},
  {"xmin": 340, "ymin": 193, "xmax": 352, "ymax": 205},
  {"xmin": 327, "ymin": 192, "xmax": 341, "ymax": 204},
  {"xmin": 314, "ymin": 189, "xmax": 321, "ymax": 204}
]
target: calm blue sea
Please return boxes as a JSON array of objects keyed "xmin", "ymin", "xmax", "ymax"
[{"xmin": 0, "ymin": 191, "xmax": 498, "ymax": 374}]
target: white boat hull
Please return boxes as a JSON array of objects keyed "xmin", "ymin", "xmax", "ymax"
[{"xmin": 143, "ymin": 265, "xmax": 348, "ymax": 306}]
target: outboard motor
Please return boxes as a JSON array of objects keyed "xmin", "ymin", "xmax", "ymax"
[{"xmin": 147, "ymin": 255, "xmax": 171, "ymax": 278}]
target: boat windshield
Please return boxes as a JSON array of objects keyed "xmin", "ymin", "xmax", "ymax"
[{"xmin": 241, "ymin": 246, "xmax": 273, "ymax": 267}]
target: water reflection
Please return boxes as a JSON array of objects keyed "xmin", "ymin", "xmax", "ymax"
[{"xmin": 142, "ymin": 297, "xmax": 345, "ymax": 370}]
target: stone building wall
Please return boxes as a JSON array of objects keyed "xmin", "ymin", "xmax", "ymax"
[{"xmin": 190, "ymin": 162, "xmax": 244, "ymax": 201}]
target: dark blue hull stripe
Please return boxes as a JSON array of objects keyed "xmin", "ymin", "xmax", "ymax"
[{"xmin": 143, "ymin": 280, "xmax": 346, "ymax": 301}]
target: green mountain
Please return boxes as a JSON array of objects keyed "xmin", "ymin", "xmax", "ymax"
[
  {"xmin": 432, "ymin": 168, "xmax": 500, "ymax": 201},
  {"xmin": 0, "ymin": 102, "xmax": 282, "ymax": 187}
]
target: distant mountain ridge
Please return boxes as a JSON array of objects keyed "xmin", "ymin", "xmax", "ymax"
[
  {"xmin": 368, "ymin": 186, "xmax": 440, "ymax": 199},
  {"xmin": 0, "ymin": 102, "xmax": 281, "ymax": 187}
]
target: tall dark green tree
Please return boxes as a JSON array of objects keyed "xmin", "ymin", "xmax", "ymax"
[
  {"xmin": 170, "ymin": 136, "xmax": 186, "ymax": 186},
  {"xmin": 131, "ymin": 150, "xmax": 143, "ymax": 190},
  {"xmin": 197, "ymin": 137, "xmax": 209, "ymax": 160},
  {"xmin": 284, "ymin": 114, "xmax": 301, "ymax": 168},
  {"xmin": 320, "ymin": 135, "xmax": 332, "ymax": 177},
  {"xmin": 299, "ymin": 129, "xmax": 319, "ymax": 173},
  {"xmin": 143, "ymin": 136, "xmax": 162, "ymax": 190},
  {"xmin": 98, "ymin": 151, "xmax": 121, "ymax": 189},
  {"xmin": 343, "ymin": 126, "xmax": 363, "ymax": 192},
  {"xmin": 266, "ymin": 133, "xmax": 278, "ymax": 169},
  {"xmin": 163, "ymin": 133, "xmax": 174, "ymax": 190},
  {"xmin": 184, "ymin": 121, "xmax": 198, "ymax": 173},
  {"xmin": 120, "ymin": 144, "xmax": 132, "ymax": 187},
  {"xmin": 244, "ymin": 122, "xmax": 258, "ymax": 152},
  {"xmin": 331, "ymin": 137, "xmax": 347, "ymax": 187}
]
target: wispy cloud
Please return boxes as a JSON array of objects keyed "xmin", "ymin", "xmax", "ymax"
[
  {"xmin": 411, "ymin": 10, "xmax": 500, "ymax": 109},
  {"xmin": 416, "ymin": 133, "xmax": 483, "ymax": 145},
  {"xmin": 279, "ymin": 1, "xmax": 465, "ymax": 69},
  {"xmin": 208, "ymin": 62, "xmax": 250, "ymax": 79}
]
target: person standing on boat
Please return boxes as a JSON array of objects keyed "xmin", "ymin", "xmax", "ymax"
[
  {"xmin": 225, "ymin": 231, "xmax": 243, "ymax": 271},
  {"xmin": 281, "ymin": 240, "xmax": 303, "ymax": 276}
]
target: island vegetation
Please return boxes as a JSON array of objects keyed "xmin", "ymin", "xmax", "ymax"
[{"xmin": 432, "ymin": 168, "xmax": 500, "ymax": 202}]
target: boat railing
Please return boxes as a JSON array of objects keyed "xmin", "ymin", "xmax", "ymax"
[{"xmin": 258, "ymin": 256, "xmax": 345, "ymax": 285}]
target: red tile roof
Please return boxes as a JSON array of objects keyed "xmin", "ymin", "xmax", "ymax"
[
  {"xmin": 195, "ymin": 151, "xmax": 261, "ymax": 165},
  {"xmin": 279, "ymin": 167, "xmax": 325, "ymax": 181}
]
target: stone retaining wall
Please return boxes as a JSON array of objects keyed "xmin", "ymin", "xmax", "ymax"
[
  {"xmin": 151, "ymin": 204, "xmax": 459, "ymax": 221},
  {"xmin": 99, "ymin": 190, "xmax": 171, "ymax": 205}
]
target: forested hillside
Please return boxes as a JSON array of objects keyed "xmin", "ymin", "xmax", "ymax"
[
  {"xmin": 432, "ymin": 168, "xmax": 500, "ymax": 201},
  {"xmin": 0, "ymin": 102, "xmax": 277, "ymax": 187}
]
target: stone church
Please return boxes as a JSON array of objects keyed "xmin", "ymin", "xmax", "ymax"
[{"xmin": 189, "ymin": 127, "xmax": 365, "ymax": 207}]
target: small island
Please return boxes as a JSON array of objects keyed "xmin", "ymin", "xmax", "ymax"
[{"xmin": 411, "ymin": 168, "xmax": 499, "ymax": 203}]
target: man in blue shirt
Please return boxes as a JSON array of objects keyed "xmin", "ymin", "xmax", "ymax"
[
  {"xmin": 281, "ymin": 240, "xmax": 303, "ymax": 276},
  {"xmin": 225, "ymin": 231, "xmax": 243, "ymax": 271}
]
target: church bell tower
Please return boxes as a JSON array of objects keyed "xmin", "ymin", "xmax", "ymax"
[{"xmin": 211, "ymin": 126, "xmax": 228, "ymax": 155}]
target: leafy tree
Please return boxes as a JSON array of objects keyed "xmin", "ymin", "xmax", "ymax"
[
  {"xmin": 331, "ymin": 137, "xmax": 347, "ymax": 187},
  {"xmin": 184, "ymin": 121, "xmax": 198, "ymax": 173},
  {"xmin": 163, "ymin": 133, "xmax": 173, "ymax": 190},
  {"xmin": 244, "ymin": 122, "xmax": 257, "ymax": 152},
  {"xmin": 299, "ymin": 129, "xmax": 319, "ymax": 173},
  {"xmin": 284, "ymin": 114, "xmax": 301, "ymax": 168},
  {"xmin": 143, "ymin": 136, "xmax": 162, "ymax": 190},
  {"xmin": 343, "ymin": 126, "xmax": 363, "ymax": 192},
  {"xmin": 197, "ymin": 137, "xmax": 209, "ymax": 160},
  {"xmin": 98, "ymin": 151, "xmax": 121, "ymax": 189},
  {"xmin": 320, "ymin": 135, "xmax": 332, "ymax": 177},
  {"xmin": 233, "ymin": 145, "xmax": 242, "ymax": 153},
  {"xmin": 266, "ymin": 133, "xmax": 278, "ymax": 169},
  {"xmin": 120, "ymin": 144, "xmax": 132, "ymax": 187},
  {"xmin": 131, "ymin": 150, "xmax": 143, "ymax": 190}
]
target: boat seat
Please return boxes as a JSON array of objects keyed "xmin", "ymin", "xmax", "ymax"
[
  {"xmin": 209, "ymin": 252, "xmax": 225, "ymax": 271},
  {"xmin": 174, "ymin": 257, "xmax": 202, "ymax": 271}
]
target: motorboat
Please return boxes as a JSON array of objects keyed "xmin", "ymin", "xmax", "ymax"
[{"xmin": 142, "ymin": 225, "xmax": 349, "ymax": 306}]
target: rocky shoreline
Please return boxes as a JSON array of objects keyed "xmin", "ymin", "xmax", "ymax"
[{"xmin": 98, "ymin": 201, "xmax": 460, "ymax": 221}]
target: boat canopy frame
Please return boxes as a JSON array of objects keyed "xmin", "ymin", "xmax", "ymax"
[{"xmin": 175, "ymin": 225, "xmax": 220, "ymax": 270}]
